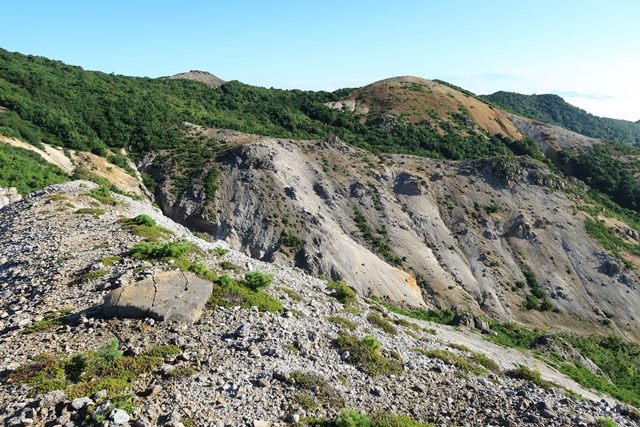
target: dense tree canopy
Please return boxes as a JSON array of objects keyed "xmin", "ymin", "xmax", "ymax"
[
  {"xmin": 483, "ymin": 91, "xmax": 640, "ymax": 145},
  {"xmin": 0, "ymin": 48, "xmax": 541, "ymax": 162}
]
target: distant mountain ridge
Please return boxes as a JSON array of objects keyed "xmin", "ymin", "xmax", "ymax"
[{"xmin": 483, "ymin": 91, "xmax": 640, "ymax": 145}]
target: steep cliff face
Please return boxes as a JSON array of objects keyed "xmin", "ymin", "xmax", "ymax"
[{"xmin": 145, "ymin": 130, "xmax": 640, "ymax": 340}]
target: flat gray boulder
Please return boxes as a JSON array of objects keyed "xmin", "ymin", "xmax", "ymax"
[{"xmin": 103, "ymin": 270, "xmax": 212, "ymax": 324}]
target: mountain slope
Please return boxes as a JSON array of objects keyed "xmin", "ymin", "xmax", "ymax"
[
  {"xmin": 145, "ymin": 128, "xmax": 640, "ymax": 341},
  {"xmin": 1, "ymin": 182, "xmax": 639, "ymax": 426},
  {"xmin": 483, "ymin": 91, "xmax": 640, "ymax": 145}
]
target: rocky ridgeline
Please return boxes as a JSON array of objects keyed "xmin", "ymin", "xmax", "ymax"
[{"xmin": 0, "ymin": 182, "xmax": 637, "ymax": 426}]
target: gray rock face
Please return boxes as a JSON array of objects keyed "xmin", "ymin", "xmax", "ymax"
[
  {"xmin": 0, "ymin": 187, "xmax": 21, "ymax": 209},
  {"xmin": 103, "ymin": 270, "xmax": 213, "ymax": 324}
]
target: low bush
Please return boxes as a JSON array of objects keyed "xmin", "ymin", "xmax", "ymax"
[
  {"xmin": 243, "ymin": 271, "xmax": 274, "ymax": 291},
  {"xmin": 334, "ymin": 333, "xmax": 403, "ymax": 377},
  {"xmin": 328, "ymin": 280, "xmax": 357, "ymax": 305},
  {"xmin": 10, "ymin": 338, "xmax": 181, "ymax": 403},
  {"xmin": 505, "ymin": 366, "xmax": 552, "ymax": 389},
  {"xmin": 327, "ymin": 316, "xmax": 358, "ymax": 330},
  {"xmin": 208, "ymin": 274, "xmax": 283, "ymax": 313},
  {"xmin": 130, "ymin": 240, "xmax": 193, "ymax": 260}
]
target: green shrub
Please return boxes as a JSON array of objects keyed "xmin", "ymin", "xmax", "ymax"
[
  {"xmin": 186, "ymin": 258, "xmax": 217, "ymax": 281},
  {"xmin": 243, "ymin": 271, "xmax": 274, "ymax": 291},
  {"xmin": 366, "ymin": 312, "xmax": 398, "ymax": 335},
  {"xmin": 119, "ymin": 215, "xmax": 172, "ymax": 241},
  {"xmin": 131, "ymin": 214, "xmax": 155, "ymax": 227},
  {"xmin": 130, "ymin": 240, "xmax": 193, "ymax": 260},
  {"xmin": 281, "ymin": 231, "xmax": 303, "ymax": 251},
  {"xmin": 334, "ymin": 333, "xmax": 402, "ymax": 377},
  {"xmin": 212, "ymin": 246, "xmax": 229, "ymax": 256},
  {"xmin": 328, "ymin": 280, "xmax": 357, "ymax": 305}
]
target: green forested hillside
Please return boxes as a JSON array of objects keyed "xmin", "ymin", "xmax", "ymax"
[
  {"xmin": 483, "ymin": 91, "xmax": 640, "ymax": 145},
  {"xmin": 0, "ymin": 144, "xmax": 69, "ymax": 194},
  {"xmin": 0, "ymin": 48, "xmax": 541, "ymax": 162}
]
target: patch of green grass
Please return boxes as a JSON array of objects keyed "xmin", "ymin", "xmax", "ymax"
[
  {"xmin": 80, "ymin": 268, "xmax": 107, "ymax": 283},
  {"xmin": 585, "ymin": 217, "xmax": 640, "ymax": 267},
  {"xmin": 24, "ymin": 309, "xmax": 71, "ymax": 334},
  {"xmin": 212, "ymin": 246, "xmax": 229, "ymax": 256},
  {"xmin": 392, "ymin": 318, "xmax": 421, "ymax": 331},
  {"xmin": 207, "ymin": 274, "xmax": 283, "ymax": 312},
  {"xmin": 280, "ymin": 287, "xmax": 303, "ymax": 302},
  {"xmin": 449, "ymin": 343, "xmax": 470, "ymax": 352},
  {"xmin": 504, "ymin": 366, "xmax": 554, "ymax": 389},
  {"xmin": 101, "ymin": 255, "xmax": 122, "ymax": 267},
  {"xmin": 366, "ymin": 312, "xmax": 398, "ymax": 335},
  {"xmin": 371, "ymin": 297, "xmax": 456, "ymax": 325},
  {"xmin": 309, "ymin": 409, "xmax": 434, "ymax": 426},
  {"xmin": 10, "ymin": 338, "xmax": 180, "ymax": 404},
  {"xmin": 487, "ymin": 322, "xmax": 540, "ymax": 348},
  {"xmin": 119, "ymin": 214, "xmax": 173, "ymax": 241},
  {"xmin": 328, "ymin": 280, "xmax": 357, "ymax": 305},
  {"xmin": 471, "ymin": 352, "xmax": 500, "ymax": 372},
  {"xmin": 290, "ymin": 371, "xmax": 344, "ymax": 411},
  {"xmin": 489, "ymin": 322, "xmax": 640, "ymax": 406},
  {"xmin": 413, "ymin": 349, "xmax": 486, "ymax": 375},
  {"xmin": 521, "ymin": 269, "xmax": 555, "ymax": 311},
  {"xmin": 219, "ymin": 260, "xmax": 241, "ymax": 272},
  {"xmin": 327, "ymin": 316, "xmax": 358, "ymax": 330},
  {"xmin": 334, "ymin": 333, "xmax": 403, "ymax": 377},
  {"xmin": 596, "ymin": 418, "xmax": 619, "ymax": 427},
  {"xmin": 75, "ymin": 207, "xmax": 105, "ymax": 216},
  {"xmin": 88, "ymin": 185, "xmax": 119, "ymax": 205}
]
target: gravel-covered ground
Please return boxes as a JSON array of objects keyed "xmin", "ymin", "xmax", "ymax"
[{"xmin": 0, "ymin": 182, "xmax": 637, "ymax": 426}]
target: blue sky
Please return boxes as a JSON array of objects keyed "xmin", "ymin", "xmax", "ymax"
[{"xmin": 2, "ymin": 1, "xmax": 638, "ymax": 120}]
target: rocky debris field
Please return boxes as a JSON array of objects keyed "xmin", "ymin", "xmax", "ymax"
[{"xmin": 0, "ymin": 182, "xmax": 638, "ymax": 426}]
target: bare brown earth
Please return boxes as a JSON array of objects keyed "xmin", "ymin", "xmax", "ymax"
[
  {"xmin": 168, "ymin": 70, "xmax": 225, "ymax": 87},
  {"xmin": 327, "ymin": 76, "xmax": 522, "ymax": 139}
]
